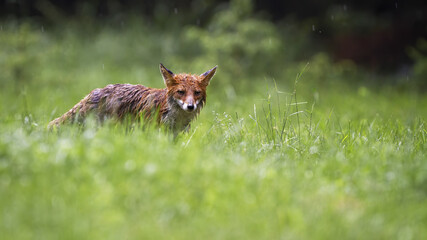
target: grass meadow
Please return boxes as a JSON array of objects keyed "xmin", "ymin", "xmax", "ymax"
[{"xmin": 0, "ymin": 21, "xmax": 426, "ymax": 239}]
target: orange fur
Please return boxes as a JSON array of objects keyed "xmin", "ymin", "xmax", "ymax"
[{"xmin": 48, "ymin": 64, "xmax": 217, "ymax": 133}]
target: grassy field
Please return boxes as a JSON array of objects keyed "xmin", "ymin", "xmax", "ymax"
[{"xmin": 1, "ymin": 22, "xmax": 426, "ymax": 240}]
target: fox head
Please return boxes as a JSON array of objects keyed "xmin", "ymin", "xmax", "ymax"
[{"xmin": 160, "ymin": 63, "xmax": 217, "ymax": 113}]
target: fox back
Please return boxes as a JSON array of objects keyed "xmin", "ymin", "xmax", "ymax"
[{"xmin": 48, "ymin": 64, "xmax": 217, "ymax": 133}]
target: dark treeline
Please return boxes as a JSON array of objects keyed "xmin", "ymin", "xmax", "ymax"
[{"xmin": 1, "ymin": 0, "xmax": 426, "ymax": 71}]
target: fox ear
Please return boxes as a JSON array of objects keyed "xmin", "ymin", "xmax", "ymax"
[
  {"xmin": 160, "ymin": 63, "xmax": 176, "ymax": 87},
  {"xmin": 200, "ymin": 66, "xmax": 217, "ymax": 86}
]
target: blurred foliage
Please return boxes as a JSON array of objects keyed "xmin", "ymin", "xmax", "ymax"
[
  {"xmin": 300, "ymin": 53, "xmax": 359, "ymax": 87},
  {"xmin": 1, "ymin": 0, "xmax": 425, "ymax": 75},
  {"xmin": 408, "ymin": 38, "xmax": 427, "ymax": 90},
  {"xmin": 0, "ymin": 0, "xmax": 427, "ymax": 98},
  {"xmin": 183, "ymin": 0, "xmax": 281, "ymax": 84},
  {"xmin": 0, "ymin": 24, "xmax": 43, "ymax": 90},
  {"xmin": 0, "ymin": 0, "xmax": 425, "ymax": 93}
]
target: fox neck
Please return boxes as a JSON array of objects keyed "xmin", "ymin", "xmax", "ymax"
[{"xmin": 162, "ymin": 94, "xmax": 202, "ymax": 132}]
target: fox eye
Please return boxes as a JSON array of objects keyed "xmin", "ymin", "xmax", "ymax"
[
  {"xmin": 194, "ymin": 91, "xmax": 201, "ymax": 96},
  {"xmin": 177, "ymin": 90, "xmax": 185, "ymax": 95}
]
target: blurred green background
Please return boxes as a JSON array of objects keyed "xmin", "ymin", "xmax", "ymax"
[
  {"xmin": 1, "ymin": 0, "xmax": 426, "ymax": 89},
  {"xmin": 0, "ymin": 0, "xmax": 426, "ymax": 239}
]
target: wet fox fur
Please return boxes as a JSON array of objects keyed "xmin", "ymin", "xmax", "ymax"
[{"xmin": 48, "ymin": 64, "xmax": 217, "ymax": 132}]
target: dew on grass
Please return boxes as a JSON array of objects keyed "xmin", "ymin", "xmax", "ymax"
[
  {"xmin": 304, "ymin": 170, "xmax": 313, "ymax": 179},
  {"xmin": 362, "ymin": 136, "xmax": 368, "ymax": 143},
  {"xmin": 386, "ymin": 171, "xmax": 396, "ymax": 181},
  {"xmin": 398, "ymin": 226, "xmax": 414, "ymax": 240},
  {"xmin": 257, "ymin": 166, "xmax": 276, "ymax": 180},
  {"xmin": 309, "ymin": 145, "xmax": 318, "ymax": 155},
  {"xmin": 158, "ymin": 210, "xmax": 174, "ymax": 225},
  {"xmin": 83, "ymin": 128, "xmax": 95, "ymax": 139},
  {"xmin": 124, "ymin": 159, "xmax": 136, "ymax": 171},
  {"xmin": 144, "ymin": 163, "xmax": 157, "ymax": 175},
  {"xmin": 318, "ymin": 184, "xmax": 336, "ymax": 195},
  {"xmin": 336, "ymin": 151, "xmax": 346, "ymax": 162},
  {"xmin": 38, "ymin": 143, "xmax": 49, "ymax": 154},
  {"xmin": 12, "ymin": 128, "xmax": 29, "ymax": 150},
  {"xmin": 55, "ymin": 138, "xmax": 73, "ymax": 164}
]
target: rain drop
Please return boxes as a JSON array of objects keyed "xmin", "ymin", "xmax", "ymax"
[
  {"xmin": 41, "ymin": 25, "xmax": 44, "ymax": 32},
  {"xmin": 174, "ymin": 8, "xmax": 178, "ymax": 14},
  {"xmin": 312, "ymin": 25, "xmax": 315, "ymax": 31},
  {"xmin": 343, "ymin": 4, "xmax": 347, "ymax": 11}
]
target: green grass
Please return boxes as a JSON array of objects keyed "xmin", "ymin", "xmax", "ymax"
[{"xmin": 1, "ymin": 23, "xmax": 426, "ymax": 240}]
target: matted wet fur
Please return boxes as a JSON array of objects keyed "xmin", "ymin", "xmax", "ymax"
[{"xmin": 48, "ymin": 64, "xmax": 217, "ymax": 133}]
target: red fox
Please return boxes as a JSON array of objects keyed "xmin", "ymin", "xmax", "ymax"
[{"xmin": 48, "ymin": 64, "xmax": 217, "ymax": 132}]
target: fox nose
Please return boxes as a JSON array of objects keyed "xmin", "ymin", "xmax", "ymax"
[{"xmin": 187, "ymin": 104, "xmax": 195, "ymax": 110}]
